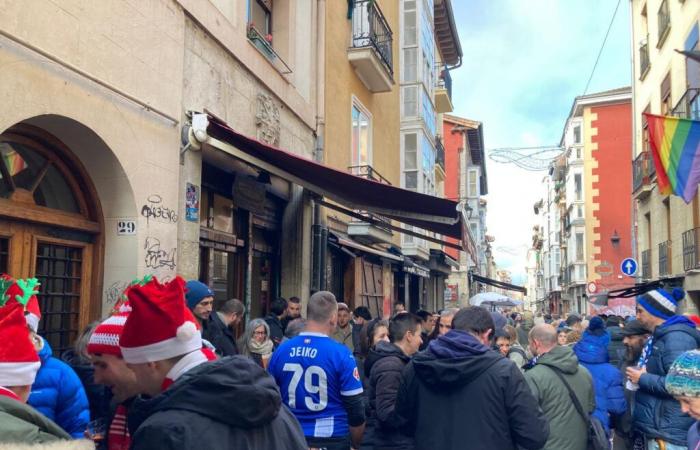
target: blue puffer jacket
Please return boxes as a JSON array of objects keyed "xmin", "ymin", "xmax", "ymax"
[
  {"xmin": 573, "ymin": 330, "xmax": 626, "ymax": 434},
  {"xmin": 634, "ymin": 319, "xmax": 700, "ymax": 446},
  {"xmin": 28, "ymin": 338, "xmax": 90, "ymax": 438}
]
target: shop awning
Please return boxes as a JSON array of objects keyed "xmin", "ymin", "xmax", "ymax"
[
  {"xmin": 469, "ymin": 272, "xmax": 527, "ymax": 295},
  {"xmin": 328, "ymin": 233, "xmax": 402, "ymax": 262},
  {"xmin": 191, "ymin": 112, "xmax": 470, "ymax": 249}
]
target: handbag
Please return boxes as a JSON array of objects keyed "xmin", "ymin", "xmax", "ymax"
[{"xmin": 548, "ymin": 367, "xmax": 609, "ymax": 450}]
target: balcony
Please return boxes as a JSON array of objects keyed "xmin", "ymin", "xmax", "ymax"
[
  {"xmin": 434, "ymin": 66, "xmax": 453, "ymax": 113},
  {"xmin": 633, "ymin": 151, "xmax": 656, "ymax": 200},
  {"xmin": 639, "ymin": 37, "xmax": 650, "ymax": 80},
  {"xmin": 435, "ymin": 137, "xmax": 445, "ymax": 173},
  {"xmin": 659, "ymin": 240, "xmax": 672, "ymax": 276},
  {"xmin": 671, "ymin": 88, "xmax": 700, "ymax": 120},
  {"xmin": 657, "ymin": 0, "xmax": 670, "ymax": 48},
  {"xmin": 683, "ymin": 228, "xmax": 700, "ymax": 271},
  {"xmin": 348, "ymin": 0, "xmax": 394, "ymax": 93},
  {"xmin": 246, "ymin": 24, "xmax": 292, "ymax": 74},
  {"xmin": 641, "ymin": 249, "xmax": 651, "ymax": 279},
  {"xmin": 347, "ymin": 165, "xmax": 393, "ymax": 244}
]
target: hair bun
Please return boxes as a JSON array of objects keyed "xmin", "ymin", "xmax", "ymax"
[{"xmin": 672, "ymin": 287, "xmax": 686, "ymax": 301}]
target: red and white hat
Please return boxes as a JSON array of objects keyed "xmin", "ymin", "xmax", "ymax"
[
  {"xmin": 119, "ymin": 276, "xmax": 202, "ymax": 364},
  {"xmin": 0, "ymin": 301, "xmax": 40, "ymax": 386},
  {"xmin": 2, "ymin": 278, "xmax": 42, "ymax": 333},
  {"xmin": 87, "ymin": 301, "xmax": 132, "ymax": 357}
]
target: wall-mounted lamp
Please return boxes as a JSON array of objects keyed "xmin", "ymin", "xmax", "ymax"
[{"xmin": 611, "ymin": 230, "xmax": 620, "ymax": 248}]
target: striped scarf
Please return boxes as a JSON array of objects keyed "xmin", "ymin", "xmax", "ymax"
[{"xmin": 107, "ymin": 404, "xmax": 130, "ymax": 450}]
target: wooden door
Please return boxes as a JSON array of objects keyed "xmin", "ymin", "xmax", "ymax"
[{"xmin": 0, "ymin": 220, "xmax": 93, "ymax": 354}]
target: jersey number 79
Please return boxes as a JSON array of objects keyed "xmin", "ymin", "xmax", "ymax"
[{"xmin": 283, "ymin": 363, "xmax": 328, "ymax": 411}]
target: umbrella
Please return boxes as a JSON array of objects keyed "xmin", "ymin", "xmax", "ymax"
[{"xmin": 469, "ymin": 292, "xmax": 523, "ymax": 308}]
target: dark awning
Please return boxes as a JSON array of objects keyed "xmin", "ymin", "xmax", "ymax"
[
  {"xmin": 469, "ymin": 272, "xmax": 527, "ymax": 295},
  {"xmin": 676, "ymin": 49, "xmax": 700, "ymax": 63},
  {"xmin": 195, "ymin": 112, "xmax": 469, "ymax": 248}
]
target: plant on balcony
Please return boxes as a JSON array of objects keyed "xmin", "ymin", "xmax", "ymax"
[{"xmin": 247, "ymin": 22, "xmax": 276, "ymax": 60}]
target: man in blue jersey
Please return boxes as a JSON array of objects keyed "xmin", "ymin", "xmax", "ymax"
[{"xmin": 269, "ymin": 291, "xmax": 366, "ymax": 450}]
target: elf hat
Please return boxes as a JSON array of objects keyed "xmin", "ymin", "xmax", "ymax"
[
  {"xmin": 2, "ymin": 278, "xmax": 42, "ymax": 333},
  {"xmin": 0, "ymin": 301, "xmax": 40, "ymax": 386},
  {"xmin": 87, "ymin": 301, "xmax": 132, "ymax": 358},
  {"xmin": 120, "ymin": 276, "xmax": 202, "ymax": 364},
  {"xmin": 637, "ymin": 287, "xmax": 684, "ymax": 320}
]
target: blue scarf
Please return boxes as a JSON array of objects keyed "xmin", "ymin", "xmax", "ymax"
[{"xmin": 637, "ymin": 315, "xmax": 696, "ymax": 368}]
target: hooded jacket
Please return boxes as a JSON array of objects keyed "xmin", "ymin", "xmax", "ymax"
[
  {"xmin": 363, "ymin": 341, "xmax": 413, "ymax": 450},
  {"xmin": 0, "ymin": 393, "xmax": 93, "ymax": 447},
  {"xmin": 28, "ymin": 338, "xmax": 90, "ymax": 438},
  {"xmin": 395, "ymin": 330, "xmax": 549, "ymax": 450},
  {"xmin": 202, "ymin": 312, "xmax": 238, "ymax": 356},
  {"xmin": 127, "ymin": 356, "xmax": 307, "ymax": 450},
  {"xmin": 517, "ymin": 314, "xmax": 535, "ymax": 347},
  {"xmin": 634, "ymin": 319, "xmax": 700, "ymax": 445},
  {"xmin": 573, "ymin": 331, "xmax": 626, "ymax": 433},
  {"xmin": 607, "ymin": 325, "xmax": 625, "ymax": 366},
  {"xmin": 524, "ymin": 344, "xmax": 595, "ymax": 450}
]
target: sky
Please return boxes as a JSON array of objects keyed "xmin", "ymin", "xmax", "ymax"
[{"xmin": 450, "ymin": 0, "xmax": 632, "ymax": 285}]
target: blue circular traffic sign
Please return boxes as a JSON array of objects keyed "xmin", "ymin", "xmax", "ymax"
[{"xmin": 621, "ymin": 258, "xmax": 638, "ymax": 277}]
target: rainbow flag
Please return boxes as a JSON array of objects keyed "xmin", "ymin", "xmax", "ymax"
[{"xmin": 645, "ymin": 113, "xmax": 700, "ymax": 203}]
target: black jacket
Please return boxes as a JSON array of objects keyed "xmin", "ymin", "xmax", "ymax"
[
  {"xmin": 395, "ymin": 330, "xmax": 549, "ymax": 450},
  {"xmin": 607, "ymin": 325, "xmax": 625, "ymax": 367},
  {"xmin": 363, "ymin": 341, "xmax": 413, "ymax": 450},
  {"xmin": 265, "ymin": 314, "xmax": 285, "ymax": 348},
  {"xmin": 203, "ymin": 313, "xmax": 238, "ymax": 356},
  {"xmin": 127, "ymin": 356, "xmax": 307, "ymax": 450},
  {"xmin": 60, "ymin": 348, "xmax": 112, "ymax": 425}
]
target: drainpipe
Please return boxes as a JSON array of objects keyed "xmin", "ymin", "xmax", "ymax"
[
  {"xmin": 629, "ymin": 0, "xmax": 639, "ymax": 286},
  {"xmin": 311, "ymin": 0, "xmax": 327, "ymax": 294}
]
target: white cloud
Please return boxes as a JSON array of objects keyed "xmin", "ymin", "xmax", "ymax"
[{"xmin": 450, "ymin": 1, "xmax": 631, "ymax": 282}]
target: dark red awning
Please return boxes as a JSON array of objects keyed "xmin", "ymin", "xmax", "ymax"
[{"xmin": 197, "ymin": 113, "xmax": 470, "ymax": 248}]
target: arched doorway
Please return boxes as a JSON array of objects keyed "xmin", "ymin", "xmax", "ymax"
[{"xmin": 0, "ymin": 124, "xmax": 103, "ymax": 355}]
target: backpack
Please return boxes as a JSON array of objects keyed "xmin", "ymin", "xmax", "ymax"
[
  {"xmin": 507, "ymin": 346, "xmax": 527, "ymax": 360},
  {"xmin": 548, "ymin": 366, "xmax": 609, "ymax": 450}
]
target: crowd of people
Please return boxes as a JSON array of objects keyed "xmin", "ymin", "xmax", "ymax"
[{"xmin": 2, "ymin": 274, "xmax": 700, "ymax": 450}]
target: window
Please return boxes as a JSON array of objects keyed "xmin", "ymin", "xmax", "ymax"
[
  {"xmin": 576, "ymin": 233, "xmax": 584, "ymax": 261},
  {"xmin": 574, "ymin": 174, "xmax": 582, "ymax": 201},
  {"xmin": 642, "ymin": 104, "xmax": 651, "ymax": 152},
  {"xmin": 403, "ymin": 1, "xmax": 417, "ymax": 46},
  {"xmin": 468, "ymin": 169, "xmax": 478, "ymax": 197},
  {"xmin": 249, "ymin": 0, "xmax": 272, "ymax": 35},
  {"xmin": 403, "ymin": 48, "xmax": 417, "ymax": 82},
  {"xmin": 661, "ymin": 73, "xmax": 672, "ymax": 115},
  {"xmin": 421, "ymin": 88, "xmax": 436, "ymax": 136},
  {"xmin": 576, "ymin": 147, "xmax": 582, "ymax": 159},
  {"xmin": 577, "ymin": 205, "xmax": 583, "ymax": 219},
  {"xmin": 404, "ymin": 133, "xmax": 418, "ymax": 190},
  {"xmin": 351, "ymin": 103, "xmax": 371, "ymax": 167},
  {"xmin": 403, "ymin": 86, "xmax": 418, "ymax": 116},
  {"xmin": 573, "ymin": 125, "xmax": 581, "ymax": 144},
  {"xmin": 657, "ymin": 0, "xmax": 670, "ymax": 47}
]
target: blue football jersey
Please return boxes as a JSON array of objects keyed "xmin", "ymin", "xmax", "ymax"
[{"xmin": 268, "ymin": 331, "xmax": 363, "ymax": 438}]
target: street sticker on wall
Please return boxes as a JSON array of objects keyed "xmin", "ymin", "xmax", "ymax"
[{"xmin": 117, "ymin": 219, "xmax": 137, "ymax": 235}]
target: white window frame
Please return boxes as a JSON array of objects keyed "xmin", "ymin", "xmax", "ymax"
[
  {"xmin": 468, "ymin": 169, "xmax": 478, "ymax": 198},
  {"xmin": 350, "ymin": 97, "xmax": 373, "ymax": 168}
]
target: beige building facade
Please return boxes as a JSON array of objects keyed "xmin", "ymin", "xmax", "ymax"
[
  {"xmin": 0, "ymin": 0, "xmax": 319, "ymax": 352},
  {"xmin": 631, "ymin": 0, "xmax": 700, "ymax": 311}
]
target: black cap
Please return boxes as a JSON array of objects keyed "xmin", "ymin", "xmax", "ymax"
[{"xmin": 620, "ymin": 320, "xmax": 650, "ymax": 336}]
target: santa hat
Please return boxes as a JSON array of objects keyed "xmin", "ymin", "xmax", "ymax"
[
  {"xmin": 87, "ymin": 301, "xmax": 132, "ymax": 357},
  {"xmin": 0, "ymin": 301, "xmax": 40, "ymax": 386},
  {"xmin": 1, "ymin": 277, "xmax": 42, "ymax": 333},
  {"xmin": 120, "ymin": 276, "xmax": 202, "ymax": 364}
]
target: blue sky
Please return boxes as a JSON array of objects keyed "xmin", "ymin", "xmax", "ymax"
[{"xmin": 449, "ymin": 0, "xmax": 633, "ymax": 285}]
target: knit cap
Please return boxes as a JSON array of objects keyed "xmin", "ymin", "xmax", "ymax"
[
  {"xmin": 185, "ymin": 280, "xmax": 213, "ymax": 310},
  {"xmin": 87, "ymin": 301, "xmax": 132, "ymax": 357},
  {"xmin": 666, "ymin": 350, "xmax": 700, "ymax": 397},
  {"xmin": 637, "ymin": 288, "xmax": 684, "ymax": 320}
]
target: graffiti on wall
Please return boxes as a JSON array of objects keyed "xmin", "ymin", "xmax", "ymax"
[
  {"xmin": 141, "ymin": 194, "xmax": 178, "ymax": 224},
  {"xmin": 144, "ymin": 236, "xmax": 176, "ymax": 270}
]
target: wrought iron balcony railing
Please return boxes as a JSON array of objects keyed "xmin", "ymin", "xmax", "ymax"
[
  {"xmin": 438, "ymin": 66, "xmax": 452, "ymax": 101},
  {"xmin": 639, "ymin": 37, "xmax": 650, "ymax": 78},
  {"xmin": 351, "ymin": 0, "xmax": 393, "ymax": 75},
  {"xmin": 659, "ymin": 240, "xmax": 672, "ymax": 276},
  {"xmin": 633, "ymin": 151, "xmax": 656, "ymax": 192},
  {"xmin": 435, "ymin": 137, "xmax": 445, "ymax": 172},
  {"xmin": 683, "ymin": 228, "xmax": 700, "ymax": 271},
  {"xmin": 671, "ymin": 88, "xmax": 700, "ymax": 120},
  {"xmin": 641, "ymin": 249, "xmax": 651, "ymax": 279}
]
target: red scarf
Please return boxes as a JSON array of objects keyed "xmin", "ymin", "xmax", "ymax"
[
  {"xmin": 107, "ymin": 404, "xmax": 130, "ymax": 450},
  {"xmin": 0, "ymin": 386, "xmax": 21, "ymax": 402},
  {"xmin": 161, "ymin": 349, "xmax": 217, "ymax": 391}
]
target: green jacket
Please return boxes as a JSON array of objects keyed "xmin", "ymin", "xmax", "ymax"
[
  {"xmin": 0, "ymin": 394, "xmax": 71, "ymax": 444},
  {"xmin": 524, "ymin": 345, "xmax": 595, "ymax": 450}
]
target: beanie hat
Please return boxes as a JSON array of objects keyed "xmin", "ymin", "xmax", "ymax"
[
  {"xmin": 185, "ymin": 280, "xmax": 213, "ymax": 310},
  {"xmin": 87, "ymin": 301, "xmax": 132, "ymax": 357},
  {"xmin": 0, "ymin": 301, "xmax": 40, "ymax": 386},
  {"xmin": 666, "ymin": 349, "xmax": 700, "ymax": 397},
  {"xmin": 638, "ymin": 288, "xmax": 684, "ymax": 320},
  {"xmin": 588, "ymin": 316, "xmax": 605, "ymax": 331},
  {"xmin": 491, "ymin": 312, "xmax": 507, "ymax": 331},
  {"xmin": 120, "ymin": 276, "xmax": 202, "ymax": 364}
]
